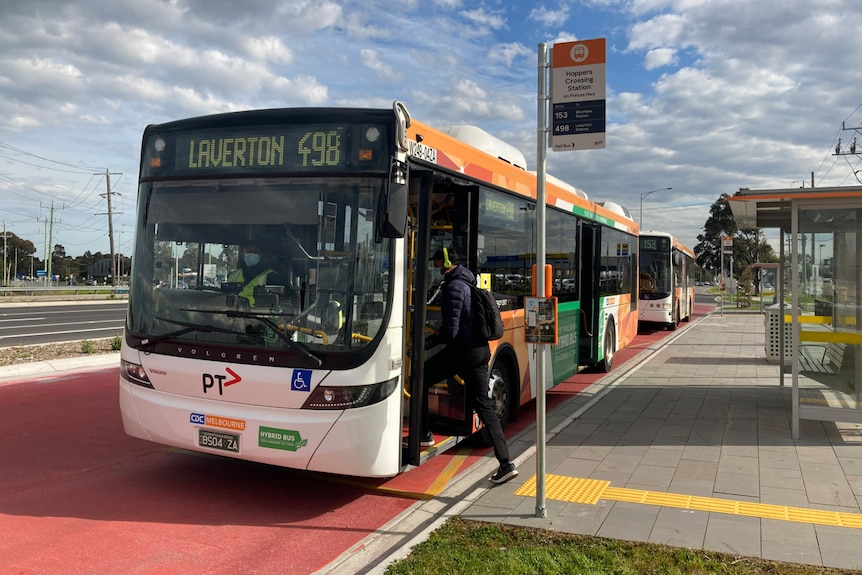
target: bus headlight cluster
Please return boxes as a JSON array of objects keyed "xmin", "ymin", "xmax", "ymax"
[
  {"xmin": 121, "ymin": 359, "xmax": 154, "ymax": 389},
  {"xmin": 302, "ymin": 377, "xmax": 398, "ymax": 410}
]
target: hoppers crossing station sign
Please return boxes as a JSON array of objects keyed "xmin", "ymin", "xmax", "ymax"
[{"xmin": 550, "ymin": 38, "xmax": 606, "ymax": 151}]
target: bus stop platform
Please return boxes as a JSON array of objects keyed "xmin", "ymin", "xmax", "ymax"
[{"xmin": 454, "ymin": 311, "xmax": 862, "ymax": 570}]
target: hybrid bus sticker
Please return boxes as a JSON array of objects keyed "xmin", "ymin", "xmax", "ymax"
[{"xmin": 259, "ymin": 426, "xmax": 308, "ymax": 451}]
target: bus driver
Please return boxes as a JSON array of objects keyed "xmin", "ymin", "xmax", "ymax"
[{"xmin": 227, "ymin": 240, "xmax": 284, "ymax": 306}]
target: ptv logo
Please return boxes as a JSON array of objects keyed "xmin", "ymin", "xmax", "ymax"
[{"xmin": 202, "ymin": 367, "xmax": 241, "ymax": 395}]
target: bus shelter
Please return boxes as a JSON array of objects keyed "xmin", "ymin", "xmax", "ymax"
[{"xmin": 729, "ymin": 186, "xmax": 862, "ymax": 439}]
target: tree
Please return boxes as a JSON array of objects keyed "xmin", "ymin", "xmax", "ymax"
[
  {"xmin": 694, "ymin": 194, "xmax": 737, "ymax": 277},
  {"xmin": 2, "ymin": 231, "xmax": 38, "ymax": 281},
  {"xmin": 52, "ymin": 244, "xmax": 73, "ymax": 280},
  {"xmin": 694, "ymin": 193, "xmax": 777, "ymax": 285}
]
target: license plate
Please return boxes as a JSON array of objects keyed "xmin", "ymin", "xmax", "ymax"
[{"xmin": 199, "ymin": 428, "xmax": 240, "ymax": 453}]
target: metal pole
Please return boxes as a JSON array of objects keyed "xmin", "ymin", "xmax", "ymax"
[
  {"xmin": 105, "ymin": 170, "xmax": 117, "ymax": 287},
  {"xmin": 534, "ymin": 41, "xmax": 549, "ymax": 519},
  {"xmin": 730, "ymin": 255, "xmax": 734, "ymax": 307},
  {"xmin": 791, "ymin": 202, "xmax": 799, "ymax": 439},
  {"xmin": 639, "ymin": 187, "xmax": 672, "ymax": 230},
  {"xmin": 2, "ymin": 223, "xmax": 7, "ymax": 287},
  {"xmin": 720, "ymin": 245, "xmax": 724, "ymax": 317},
  {"xmin": 779, "ymin": 233, "xmax": 785, "ymax": 386}
]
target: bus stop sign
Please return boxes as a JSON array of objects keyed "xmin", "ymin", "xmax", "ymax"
[{"xmin": 550, "ymin": 38, "xmax": 606, "ymax": 151}]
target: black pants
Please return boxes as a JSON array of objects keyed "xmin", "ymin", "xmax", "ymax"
[{"xmin": 422, "ymin": 344, "xmax": 510, "ymax": 466}]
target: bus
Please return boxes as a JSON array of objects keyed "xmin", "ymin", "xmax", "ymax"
[
  {"xmin": 119, "ymin": 102, "xmax": 638, "ymax": 478},
  {"xmin": 638, "ymin": 231, "xmax": 695, "ymax": 330}
]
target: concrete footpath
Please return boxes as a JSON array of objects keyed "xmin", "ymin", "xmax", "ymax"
[
  {"xmin": 0, "ymin": 353, "xmax": 119, "ymax": 381},
  {"xmin": 329, "ymin": 312, "xmax": 862, "ymax": 574}
]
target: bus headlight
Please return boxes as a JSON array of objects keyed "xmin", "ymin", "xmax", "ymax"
[
  {"xmin": 121, "ymin": 359, "xmax": 154, "ymax": 388},
  {"xmin": 302, "ymin": 377, "xmax": 398, "ymax": 410}
]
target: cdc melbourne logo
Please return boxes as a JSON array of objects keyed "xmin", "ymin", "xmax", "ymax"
[{"xmin": 190, "ymin": 412, "xmax": 206, "ymax": 424}]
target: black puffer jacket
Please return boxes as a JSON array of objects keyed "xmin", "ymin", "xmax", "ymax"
[{"xmin": 436, "ymin": 264, "xmax": 486, "ymax": 349}]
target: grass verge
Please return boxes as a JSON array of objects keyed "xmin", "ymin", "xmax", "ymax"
[{"xmin": 384, "ymin": 518, "xmax": 859, "ymax": 575}]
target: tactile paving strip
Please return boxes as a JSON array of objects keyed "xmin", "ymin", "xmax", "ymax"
[
  {"xmin": 515, "ymin": 474, "xmax": 610, "ymax": 505},
  {"xmin": 515, "ymin": 474, "xmax": 862, "ymax": 529}
]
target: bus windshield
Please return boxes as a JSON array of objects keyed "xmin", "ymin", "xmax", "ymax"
[
  {"xmin": 126, "ymin": 176, "xmax": 391, "ymax": 364},
  {"xmin": 640, "ymin": 249, "xmax": 672, "ymax": 294}
]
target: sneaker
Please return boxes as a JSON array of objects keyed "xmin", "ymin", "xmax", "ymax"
[
  {"xmin": 420, "ymin": 431, "xmax": 435, "ymax": 447},
  {"xmin": 402, "ymin": 432, "xmax": 436, "ymax": 448},
  {"xmin": 490, "ymin": 463, "xmax": 518, "ymax": 485}
]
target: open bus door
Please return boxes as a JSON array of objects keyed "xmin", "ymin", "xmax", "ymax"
[
  {"xmin": 403, "ymin": 171, "xmax": 481, "ymax": 466},
  {"xmin": 578, "ymin": 222, "xmax": 601, "ymax": 366}
]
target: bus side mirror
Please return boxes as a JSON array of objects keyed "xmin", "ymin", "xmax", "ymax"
[{"xmin": 375, "ymin": 161, "xmax": 408, "ymax": 241}]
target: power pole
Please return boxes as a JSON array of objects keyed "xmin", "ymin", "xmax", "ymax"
[
  {"xmin": 2, "ymin": 221, "xmax": 7, "ymax": 287},
  {"xmin": 834, "ymin": 124, "xmax": 862, "ymax": 183},
  {"xmin": 98, "ymin": 169, "xmax": 121, "ymax": 287},
  {"xmin": 41, "ymin": 202, "xmax": 56, "ymax": 282},
  {"xmin": 41, "ymin": 216, "xmax": 47, "ymax": 279}
]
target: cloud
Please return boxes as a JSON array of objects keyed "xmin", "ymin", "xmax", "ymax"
[
  {"xmin": 529, "ymin": 5, "xmax": 570, "ymax": 27},
  {"xmin": 460, "ymin": 8, "xmax": 507, "ymax": 31},
  {"xmin": 2, "ymin": 0, "xmax": 862, "ymax": 256},
  {"xmin": 487, "ymin": 43, "xmax": 533, "ymax": 68},
  {"xmin": 360, "ymin": 49, "xmax": 398, "ymax": 80},
  {"xmin": 644, "ymin": 47, "xmax": 677, "ymax": 69},
  {"xmin": 412, "ymin": 77, "xmax": 525, "ymax": 125}
]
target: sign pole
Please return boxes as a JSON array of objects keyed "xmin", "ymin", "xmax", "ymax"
[
  {"xmin": 534, "ymin": 41, "xmax": 548, "ymax": 519},
  {"xmin": 535, "ymin": 36, "xmax": 605, "ymax": 517},
  {"xmin": 721, "ymin": 236, "xmax": 733, "ymax": 316},
  {"xmin": 720, "ymin": 248, "xmax": 724, "ymax": 316}
]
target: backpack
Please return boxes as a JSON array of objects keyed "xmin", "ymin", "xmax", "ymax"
[{"xmin": 457, "ymin": 279, "xmax": 504, "ymax": 341}]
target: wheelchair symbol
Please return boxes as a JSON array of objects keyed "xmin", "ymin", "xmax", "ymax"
[{"xmin": 291, "ymin": 369, "xmax": 312, "ymax": 392}]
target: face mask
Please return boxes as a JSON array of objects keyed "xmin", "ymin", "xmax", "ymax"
[{"xmin": 243, "ymin": 253, "xmax": 261, "ymax": 267}]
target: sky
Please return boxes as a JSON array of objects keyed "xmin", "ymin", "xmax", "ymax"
[{"xmin": 1, "ymin": 0, "xmax": 862, "ymax": 262}]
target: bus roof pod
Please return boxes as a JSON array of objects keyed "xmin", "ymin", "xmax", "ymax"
[
  {"xmin": 440, "ymin": 125, "xmax": 527, "ymax": 170},
  {"xmin": 597, "ymin": 201, "xmax": 633, "ymax": 220},
  {"xmin": 529, "ymin": 171, "xmax": 589, "ymax": 200}
]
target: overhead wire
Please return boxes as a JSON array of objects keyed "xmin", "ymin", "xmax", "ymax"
[
  {"xmin": 0, "ymin": 141, "xmax": 127, "ymax": 258},
  {"xmin": 0, "ymin": 141, "xmax": 106, "ymax": 173}
]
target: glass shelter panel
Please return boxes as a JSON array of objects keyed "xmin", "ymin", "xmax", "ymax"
[{"xmin": 796, "ymin": 206, "xmax": 861, "ymax": 411}]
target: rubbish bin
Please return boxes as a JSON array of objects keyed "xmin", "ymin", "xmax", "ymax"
[{"xmin": 764, "ymin": 303, "xmax": 793, "ymax": 363}]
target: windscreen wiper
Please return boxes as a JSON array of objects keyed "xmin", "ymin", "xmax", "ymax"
[
  {"xmin": 186, "ymin": 309, "xmax": 324, "ymax": 367},
  {"xmin": 134, "ymin": 318, "xmax": 246, "ymax": 349}
]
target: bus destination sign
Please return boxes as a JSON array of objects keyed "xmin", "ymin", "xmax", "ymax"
[{"xmin": 174, "ymin": 127, "xmax": 345, "ymax": 172}]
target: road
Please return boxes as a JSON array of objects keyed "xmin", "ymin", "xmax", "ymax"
[
  {"xmin": 695, "ymin": 285, "xmax": 721, "ymax": 306},
  {"xmin": 0, "ymin": 301, "xmax": 127, "ymax": 347},
  {"xmin": 0, "ymin": 292, "xmax": 720, "ymax": 349},
  {"xmin": 0, "ymin": 366, "xmax": 421, "ymax": 575}
]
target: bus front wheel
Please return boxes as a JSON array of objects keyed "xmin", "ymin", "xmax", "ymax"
[{"xmin": 668, "ymin": 307, "xmax": 679, "ymax": 331}]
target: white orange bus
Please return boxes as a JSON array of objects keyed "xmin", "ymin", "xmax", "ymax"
[
  {"xmin": 638, "ymin": 231, "xmax": 695, "ymax": 330},
  {"xmin": 120, "ymin": 102, "xmax": 638, "ymax": 477}
]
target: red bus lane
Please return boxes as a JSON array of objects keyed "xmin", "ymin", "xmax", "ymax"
[
  {"xmin": 0, "ymin": 304, "xmax": 711, "ymax": 574},
  {"xmin": 0, "ymin": 369, "xmax": 416, "ymax": 575}
]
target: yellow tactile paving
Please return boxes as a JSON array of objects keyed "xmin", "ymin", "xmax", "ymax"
[
  {"xmin": 516, "ymin": 475, "xmax": 862, "ymax": 529},
  {"xmin": 515, "ymin": 474, "xmax": 609, "ymax": 505}
]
